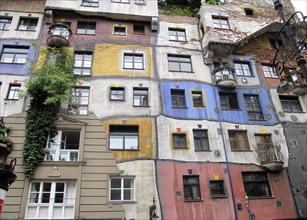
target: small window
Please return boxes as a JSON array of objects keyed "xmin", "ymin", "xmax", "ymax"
[
  {"xmin": 183, "ymin": 176, "xmax": 201, "ymax": 201},
  {"xmin": 68, "ymin": 87, "xmax": 90, "ymax": 115},
  {"xmin": 193, "ymin": 129, "xmax": 209, "ymax": 151},
  {"xmin": 77, "ymin": 22, "xmax": 96, "ymax": 35},
  {"xmin": 114, "ymin": 26, "xmax": 126, "ymax": 36},
  {"xmin": 7, "ymin": 84, "xmax": 21, "ymax": 100},
  {"xmin": 262, "ymin": 65, "xmax": 278, "ymax": 78},
  {"xmin": 0, "ymin": 45, "xmax": 29, "ymax": 64},
  {"xmin": 17, "ymin": 17, "xmax": 38, "ymax": 30},
  {"xmin": 244, "ymin": 8, "xmax": 254, "ymax": 16},
  {"xmin": 171, "ymin": 89, "xmax": 186, "ymax": 108},
  {"xmin": 210, "ymin": 180, "xmax": 227, "ymax": 198},
  {"xmin": 133, "ymin": 24, "xmax": 145, "ymax": 34},
  {"xmin": 234, "ymin": 61, "xmax": 252, "ymax": 76},
  {"xmin": 109, "ymin": 125, "xmax": 139, "ymax": 150},
  {"xmin": 242, "ymin": 172, "xmax": 272, "ymax": 198},
  {"xmin": 279, "ymin": 96, "xmax": 302, "ymax": 113},
  {"xmin": 109, "ymin": 177, "xmax": 135, "ymax": 202},
  {"xmin": 172, "ymin": 133, "xmax": 187, "ymax": 149},
  {"xmin": 0, "ymin": 17, "xmax": 12, "ymax": 30},
  {"xmin": 219, "ymin": 92, "xmax": 239, "ymax": 110},
  {"xmin": 82, "ymin": 0, "xmax": 99, "ymax": 7},
  {"xmin": 123, "ymin": 53, "xmax": 144, "ymax": 70},
  {"xmin": 192, "ymin": 91, "xmax": 204, "ymax": 107},
  {"xmin": 212, "ymin": 16, "xmax": 229, "ymax": 29},
  {"xmin": 228, "ymin": 130, "xmax": 250, "ymax": 151},
  {"xmin": 168, "ymin": 55, "xmax": 192, "ymax": 72},
  {"xmin": 169, "ymin": 28, "xmax": 186, "ymax": 41},
  {"xmin": 73, "ymin": 51, "xmax": 93, "ymax": 76},
  {"xmin": 135, "ymin": 0, "xmax": 145, "ymax": 4},
  {"xmin": 110, "ymin": 87, "xmax": 125, "ymax": 101},
  {"xmin": 112, "ymin": 0, "xmax": 130, "ymax": 2},
  {"xmin": 133, "ymin": 88, "xmax": 148, "ymax": 106},
  {"xmin": 244, "ymin": 95, "xmax": 263, "ymax": 120}
]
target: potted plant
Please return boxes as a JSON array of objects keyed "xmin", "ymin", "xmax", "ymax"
[{"xmin": 0, "ymin": 126, "xmax": 13, "ymax": 149}]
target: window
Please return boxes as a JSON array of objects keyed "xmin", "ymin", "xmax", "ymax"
[
  {"xmin": 169, "ymin": 28, "xmax": 186, "ymax": 41},
  {"xmin": 219, "ymin": 92, "xmax": 239, "ymax": 110},
  {"xmin": 168, "ymin": 55, "xmax": 192, "ymax": 72},
  {"xmin": 48, "ymin": 22, "xmax": 71, "ymax": 39},
  {"xmin": 123, "ymin": 53, "xmax": 144, "ymax": 70},
  {"xmin": 193, "ymin": 129, "xmax": 209, "ymax": 151},
  {"xmin": 242, "ymin": 172, "xmax": 272, "ymax": 198},
  {"xmin": 262, "ymin": 65, "xmax": 278, "ymax": 78},
  {"xmin": 244, "ymin": 8, "xmax": 254, "ymax": 16},
  {"xmin": 172, "ymin": 133, "xmax": 187, "ymax": 149},
  {"xmin": 73, "ymin": 51, "xmax": 93, "ymax": 76},
  {"xmin": 228, "ymin": 130, "xmax": 249, "ymax": 151},
  {"xmin": 6, "ymin": 84, "xmax": 21, "ymax": 100},
  {"xmin": 109, "ymin": 125, "xmax": 139, "ymax": 150},
  {"xmin": 82, "ymin": 0, "xmax": 99, "ymax": 7},
  {"xmin": 133, "ymin": 88, "xmax": 148, "ymax": 106},
  {"xmin": 68, "ymin": 87, "xmax": 90, "ymax": 115},
  {"xmin": 77, "ymin": 22, "xmax": 96, "ymax": 35},
  {"xmin": 114, "ymin": 26, "xmax": 126, "ymax": 36},
  {"xmin": 112, "ymin": 0, "xmax": 130, "ymax": 3},
  {"xmin": 135, "ymin": 0, "xmax": 145, "ymax": 4},
  {"xmin": 234, "ymin": 61, "xmax": 252, "ymax": 76},
  {"xmin": 212, "ymin": 16, "xmax": 229, "ymax": 29},
  {"xmin": 110, "ymin": 87, "xmax": 125, "ymax": 101},
  {"xmin": 109, "ymin": 177, "xmax": 135, "ymax": 202},
  {"xmin": 255, "ymin": 134, "xmax": 277, "ymax": 162},
  {"xmin": 210, "ymin": 180, "xmax": 226, "ymax": 198},
  {"xmin": 17, "ymin": 17, "xmax": 38, "ymax": 30},
  {"xmin": 183, "ymin": 176, "xmax": 201, "ymax": 201},
  {"xmin": 26, "ymin": 181, "xmax": 76, "ymax": 219},
  {"xmin": 192, "ymin": 91, "xmax": 204, "ymax": 107},
  {"xmin": 133, "ymin": 24, "xmax": 145, "ymax": 34},
  {"xmin": 171, "ymin": 89, "xmax": 186, "ymax": 108},
  {"xmin": 0, "ymin": 45, "xmax": 29, "ymax": 64},
  {"xmin": 244, "ymin": 95, "xmax": 263, "ymax": 120},
  {"xmin": 279, "ymin": 96, "xmax": 302, "ymax": 113},
  {"xmin": 45, "ymin": 130, "xmax": 80, "ymax": 162},
  {"xmin": 47, "ymin": 51, "xmax": 57, "ymax": 65},
  {"xmin": 0, "ymin": 17, "xmax": 12, "ymax": 30}
]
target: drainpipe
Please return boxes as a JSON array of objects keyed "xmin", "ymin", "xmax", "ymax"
[{"xmin": 197, "ymin": 15, "xmax": 238, "ymax": 220}]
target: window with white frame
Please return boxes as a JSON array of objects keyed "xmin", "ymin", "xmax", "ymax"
[
  {"xmin": 212, "ymin": 16, "xmax": 229, "ymax": 29},
  {"xmin": 0, "ymin": 17, "xmax": 12, "ymax": 30},
  {"xmin": 109, "ymin": 125, "xmax": 139, "ymax": 150},
  {"xmin": 6, "ymin": 84, "xmax": 21, "ymax": 100},
  {"xmin": 110, "ymin": 87, "xmax": 125, "ymax": 101},
  {"xmin": 82, "ymin": 0, "xmax": 99, "ymax": 7},
  {"xmin": 135, "ymin": 0, "xmax": 145, "ymax": 4},
  {"xmin": 73, "ymin": 51, "xmax": 93, "ymax": 76},
  {"xmin": 262, "ymin": 64, "xmax": 278, "ymax": 78},
  {"xmin": 168, "ymin": 55, "xmax": 192, "ymax": 72},
  {"xmin": 123, "ymin": 53, "xmax": 144, "ymax": 70},
  {"xmin": 77, "ymin": 22, "xmax": 96, "ymax": 35},
  {"xmin": 114, "ymin": 26, "xmax": 126, "ymax": 36},
  {"xmin": 45, "ymin": 130, "xmax": 80, "ymax": 162},
  {"xmin": 68, "ymin": 87, "xmax": 90, "ymax": 115},
  {"xmin": 234, "ymin": 61, "xmax": 252, "ymax": 76},
  {"xmin": 109, "ymin": 177, "xmax": 135, "ymax": 202},
  {"xmin": 0, "ymin": 45, "xmax": 29, "ymax": 64},
  {"xmin": 169, "ymin": 28, "xmax": 186, "ymax": 41},
  {"xmin": 112, "ymin": 0, "xmax": 130, "ymax": 3},
  {"xmin": 17, "ymin": 17, "xmax": 38, "ymax": 31},
  {"xmin": 133, "ymin": 88, "xmax": 148, "ymax": 106},
  {"xmin": 26, "ymin": 181, "xmax": 76, "ymax": 219}
]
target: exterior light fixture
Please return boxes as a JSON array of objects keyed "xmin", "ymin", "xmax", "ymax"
[{"xmin": 149, "ymin": 197, "xmax": 159, "ymax": 220}]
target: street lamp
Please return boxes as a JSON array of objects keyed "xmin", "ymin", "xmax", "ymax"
[{"xmin": 149, "ymin": 197, "xmax": 159, "ymax": 220}]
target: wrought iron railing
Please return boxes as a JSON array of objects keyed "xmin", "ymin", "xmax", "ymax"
[
  {"xmin": 212, "ymin": 65, "xmax": 237, "ymax": 83},
  {"xmin": 256, "ymin": 143, "xmax": 284, "ymax": 164}
]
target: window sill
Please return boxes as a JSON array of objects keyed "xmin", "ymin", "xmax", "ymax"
[
  {"xmin": 41, "ymin": 161, "xmax": 86, "ymax": 166},
  {"xmin": 76, "ymin": 33, "xmax": 96, "ymax": 36},
  {"xmin": 169, "ymin": 71, "xmax": 194, "ymax": 73},
  {"xmin": 110, "ymin": 149, "xmax": 140, "ymax": 151},
  {"xmin": 236, "ymin": 75, "xmax": 254, "ymax": 78},
  {"xmin": 249, "ymin": 119, "xmax": 266, "ymax": 121},
  {"xmin": 81, "ymin": 5, "xmax": 99, "ymax": 7},
  {"xmin": 169, "ymin": 40, "xmax": 188, "ymax": 43},
  {"xmin": 193, "ymin": 106, "xmax": 206, "ymax": 108},
  {"xmin": 135, "ymin": 3, "xmax": 145, "ymax": 5},
  {"xmin": 133, "ymin": 105, "xmax": 150, "ymax": 107},
  {"xmin": 15, "ymin": 29, "xmax": 36, "ymax": 32},
  {"xmin": 247, "ymin": 196, "xmax": 275, "ymax": 200},
  {"xmin": 211, "ymin": 196, "xmax": 228, "ymax": 199},
  {"xmin": 123, "ymin": 68, "xmax": 145, "ymax": 71},
  {"xmin": 0, "ymin": 62, "xmax": 26, "ymax": 65},
  {"xmin": 231, "ymin": 150, "xmax": 253, "ymax": 152},
  {"xmin": 0, "ymin": 29, "xmax": 10, "ymax": 31},
  {"xmin": 4, "ymin": 98, "xmax": 19, "ymax": 101},
  {"xmin": 109, "ymin": 201, "xmax": 137, "ymax": 204},
  {"xmin": 195, "ymin": 150, "xmax": 211, "ymax": 152},
  {"xmin": 173, "ymin": 148, "xmax": 189, "ymax": 150},
  {"xmin": 184, "ymin": 199, "xmax": 203, "ymax": 202},
  {"xmin": 283, "ymin": 111, "xmax": 305, "ymax": 113},
  {"xmin": 172, "ymin": 107, "xmax": 188, "ymax": 109},
  {"xmin": 221, "ymin": 109, "xmax": 242, "ymax": 111},
  {"xmin": 111, "ymin": 2, "xmax": 130, "ymax": 4},
  {"xmin": 110, "ymin": 99, "xmax": 125, "ymax": 101}
]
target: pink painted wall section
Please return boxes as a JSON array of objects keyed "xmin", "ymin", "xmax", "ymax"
[{"xmin": 157, "ymin": 161, "xmax": 297, "ymax": 220}]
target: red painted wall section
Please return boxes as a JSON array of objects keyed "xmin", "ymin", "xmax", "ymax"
[{"xmin": 157, "ymin": 161, "xmax": 297, "ymax": 220}]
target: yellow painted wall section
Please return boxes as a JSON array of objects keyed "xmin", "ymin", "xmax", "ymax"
[
  {"xmin": 102, "ymin": 118, "xmax": 155, "ymax": 162},
  {"xmin": 92, "ymin": 43, "xmax": 153, "ymax": 77}
]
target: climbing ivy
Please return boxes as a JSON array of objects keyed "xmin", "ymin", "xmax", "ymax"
[{"xmin": 23, "ymin": 48, "xmax": 76, "ymax": 179}]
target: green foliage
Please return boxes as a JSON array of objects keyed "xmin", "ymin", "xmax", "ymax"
[
  {"xmin": 159, "ymin": 4, "xmax": 199, "ymax": 17},
  {"xmin": 205, "ymin": 0, "xmax": 219, "ymax": 5},
  {"xmin": 23, "ymin": 48, "xmax": 76, "ymax": 180},
  {"xmin": 0, "ymin": 126, "xmax": 13, "ymax": 148}
]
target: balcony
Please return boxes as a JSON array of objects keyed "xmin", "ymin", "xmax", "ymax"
[
  {"xmin": 255, "ymin": 143, "xmax": 284, "ymax": 172},
  {"xmin": 212, "ymin": 65, "xmax": 237, "ymax": 88},
  {"xmin": 47, "ymin": 22, "xmax": 72, "ymax": 48},
  {"xmin": 291, "ymin": 72, "xmax": 307, "ymax": 95}
]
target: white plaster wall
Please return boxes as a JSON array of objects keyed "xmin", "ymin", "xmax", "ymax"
[
  {"xmin": 157, "ymin": 115, "xmax": 226, "ymax": 162},
  {"xmin": 0, "ymin": 11, "xmax": 44, "ymax": 40},
  {"xmin": 270, "ymin": 89, "xmax": 307, "ymax": 123},
  {"xmin": 116, "ymin": 160, "xmax": 161, "ymax": 220},
  {"xmin": 0, "ymin": 75, "xmax": 27, "ymax": 117},
  {"xmin": 79, "ymin": 79, "xmax": 161, "ymax": 119}
]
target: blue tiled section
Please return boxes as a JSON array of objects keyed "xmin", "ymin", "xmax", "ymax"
[{"xmin": 0, "ymin": 40, "xmax": 37, "ymax": 75}]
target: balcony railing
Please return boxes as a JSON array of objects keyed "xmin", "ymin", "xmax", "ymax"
[
  {"xmin": 255, "ymin": 143, "xmax": 284, "ymax": 172},
  {"xmin": 47, "ymin": 22, "xmax": 72, "ymax": 47},
  {"xmin": 212, "ymin": 65, "xmax": 237, "ymax": 88},
  {"xmin": 291, "ymin": 72, "xmax": 307, "ymax": 95}
]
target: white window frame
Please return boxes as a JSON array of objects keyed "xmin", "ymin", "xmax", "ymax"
[
  {"xmin": 68, "ymin": 87, "xmax": 90, "ymax": 115},
  {"xmin": 114, "ymin": 26, "xmax": 126, "ymax": 36},
  {"xmin": 262, "ymin": 65, "xmax": 278, "ymax": 78},
  {"xmin": 0, "ymin": 46, "xmax": 29, "ymax": 64},
  {"xmin": 168, "ymin": 28, "xmax": 186, "ymax": 41},
  {"xmin": 73, "ymin": 51, "xmax": 93, "ymax": 76},
  {"xmin": 234, "ymin": 61, "xmax": 252, "ymax": 76},
  {"xmin": 123, "ymin": 52, "xmax": 145, "ymax": 70},
  {"xmin": 0, "ymin": 17, "xmax": 12, "ymax": 30},
  {"xmin": 109, "ymin": 125, "xmax": 139, "ymax": 150},
  {"xmin": 82, "ymin": 0, "xmax": 99, "ymax": 7},
  {"xmin": 109, "ymin": 177, "xmax": 135, "ymax": 202},
  {"xmin": 17, "ymin": 17, "xmax": 38, "ymax": 31}
]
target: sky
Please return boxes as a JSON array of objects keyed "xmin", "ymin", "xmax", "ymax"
[{"xmin": 291, "ymin": 0, "xmax": 307, "ymax": 16}]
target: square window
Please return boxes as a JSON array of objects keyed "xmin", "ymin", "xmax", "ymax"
[
  {"xmin": 262, "ymin": 65, "xmax": 278, "ymax": 78},
  {"xmin": 110, "ymin": 87, "xmax": 125, "ymax": 101},
  {"xmin": 279, "ymin": 96, "xmax": 302, "ymax": 113},
  {"xmin": 133, "ymin": 24, "xmax": 145, "ymax": 34},
  {"xmin": 183, "ymin": 176, "xmax": 201, "ymax": 201},
  {"xmin": 0, "ymin": 45, "xmax": 29, "ymax": 64},
  {"xmin": 109, "ymin": 177, "xmax": 135, "ymax": 202},
  {"xmin": 173, "ymin": 133, "xmax": 187, "ymax": 149},
  {"xmin": 73, "ymin": 51, "xmax": 93, "ymax": 76},
  {"xmin": 68, "ymin": 87, "xmax": 90, "ymax": 115},
  {"xmin": 17, "ymin": 17, "xmax": 38, "ymax": 31},
  {"xmin": 77, "ymin": 22, "xmax": 96, "ymax": 35},
  {"xmin": 234, "ymin": 61, "xmax": 252, "ymax": 76},
  {"xmin": 114, "ymin": 26, "xmax": 126, "ymax": 36},
  {"xmin": 171, "ymin": 89, "xmax": 186, "ymax": 108},
  {"xmin": 109, "ymin": 125, "xmax": 139, "ymax": 150},
  {"xmin": 228, "ymin": 130, "xmax": 250, "ymax": 151},
  {"xmin": 135, "ymin": 0, "xmax": 145, "ymax": 4},
  {"xmin": 6, "ymin": 84, "xmax": 21, "ymax": 100},
  {"xmin": 82, "ymin": 0, "xmax": 99, "ymax": 7},
  {"xmin": 192, "ymin": 91, "xmax": 204, "ymax": 107},
  {"xmin": 0, "ymin": 17, "xmax": 12, "ymax": 30},
  {"xmin": 244, "ymin": 95, "xmax": 263, "ymax": 120},
  {"xmin": 168, "ymin": 55, "xmax": 192, "ymax": 72},
  {"xmin": 169, "ymin": 28, "xmax": 186, "ymax": 41},
  {"xmin": 123, "ymin": 53, "xmax": 144, "ymax": 70},
  {"xmin": 219, "ymin": 92, "xmax": 239, "ymax": 110},
  {"xmin": 210, "ymin": 180, "xmax": 227, "ymax": 198},
  {"xmin": 112, "ymin": 0, "xmax": 130, "ymax": 2},
  {"xmin": 133, "ymin": 88, "xmax": 148, "ymax": 106},
  {"xmin": 212, "ymin": 16, "xmax": 229, "ymax": 29},
  {"xmin": 193, "ymin": 129, "xmax": 209, "ymax": 151},
  {"xmin": 242, "ymin": 172, "xmax": 272, "ymax": 198}
]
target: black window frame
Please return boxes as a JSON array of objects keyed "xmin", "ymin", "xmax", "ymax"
[
  {"xmin": 219, "ymin": 92, "xmax": 239, "ymax": 110},
  {"xmin": 279, "ymin": 96, "xmax": 303, "ymax": 113},
  {"xmin": 209, "ymin": 180, "xmax": 227, "ymax": 198},
  {"xmin": 168, "ymin": 28, "xmax": 187, "ymax": 42},
  {"xmin": 109, "ymin": 125, "xmax": 139, "ymax": 150},
  {"xmin": 212, "ymin": 16, "xmax": 230, "ymax": 29},
  {"xmin": 110, "ymin": 87, "xmax": 125, "ymax": 101},
  {"xmin": 0, "ymin": 17, "xmax": 12, "ymax": 30},
  {"xmin": 191, "ymin": 91, "xmax": 204, "ymax": 107},
  {"xmin": 68, "ymin": 87, "xmax": 90, "ymax": 115},
  {"xmin": 228, "ymin": 130, "xmax": 250, "ymax": 151},
  {"xmin": 244, "ymin": 95, "xmax": 264, "ymax": 120},
  {"xmin": 114, "ymin": 26, "xmax": 126, "ymax": 36},
  {"xmin": 193, "ymin": 129, "xmax": 210, "ymax": 151},
  {"xmin": 17, "ymin": 17, "xmax": 38, "ymax": 31},
  {"xmin": 172, "ymin": 133, "xmax": 187, "ymax": 149},
  {"xmin": 0, "ymin": 45, "xmax": 29, "ymax": 64},
  {"xmin": 171, "ymin": 89, "xmax": 186, "ymax": 108},
  {"xmin": 168, "ymin": 54, "xmax": 192, "ymax": 72},
  {"xmin": 133, "ymin": 87, "xmax": 149, "ymax": 107},
  {"xmin": 183, "ymin": 176, "xmax": 201, "ymax": 201},
  {"xmin": 234, "ymin": 61, "xmax": 252, "ymax": 76},
  {"xmin": 242, "ymin": 172, "xmax": 272, "ymax": 198},
  {"xmin": 73, "ymin": 51, "xmax": 93, "ymax": 76},
  {"xmin": 6, "ymin": 83, "xmax": 21, "ymax": 100},
  {"xmin": 133, "ymin": 24, "xmax": 145, "ymax": 34},
  {"xmin": 77, "ymin": 21, "xmax": 96, "ymax": 35}
]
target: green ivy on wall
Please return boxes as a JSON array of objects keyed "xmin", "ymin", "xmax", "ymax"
[{"xmin": 23, "ymin": 48, "xmax": 76, "ymax": 180}]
